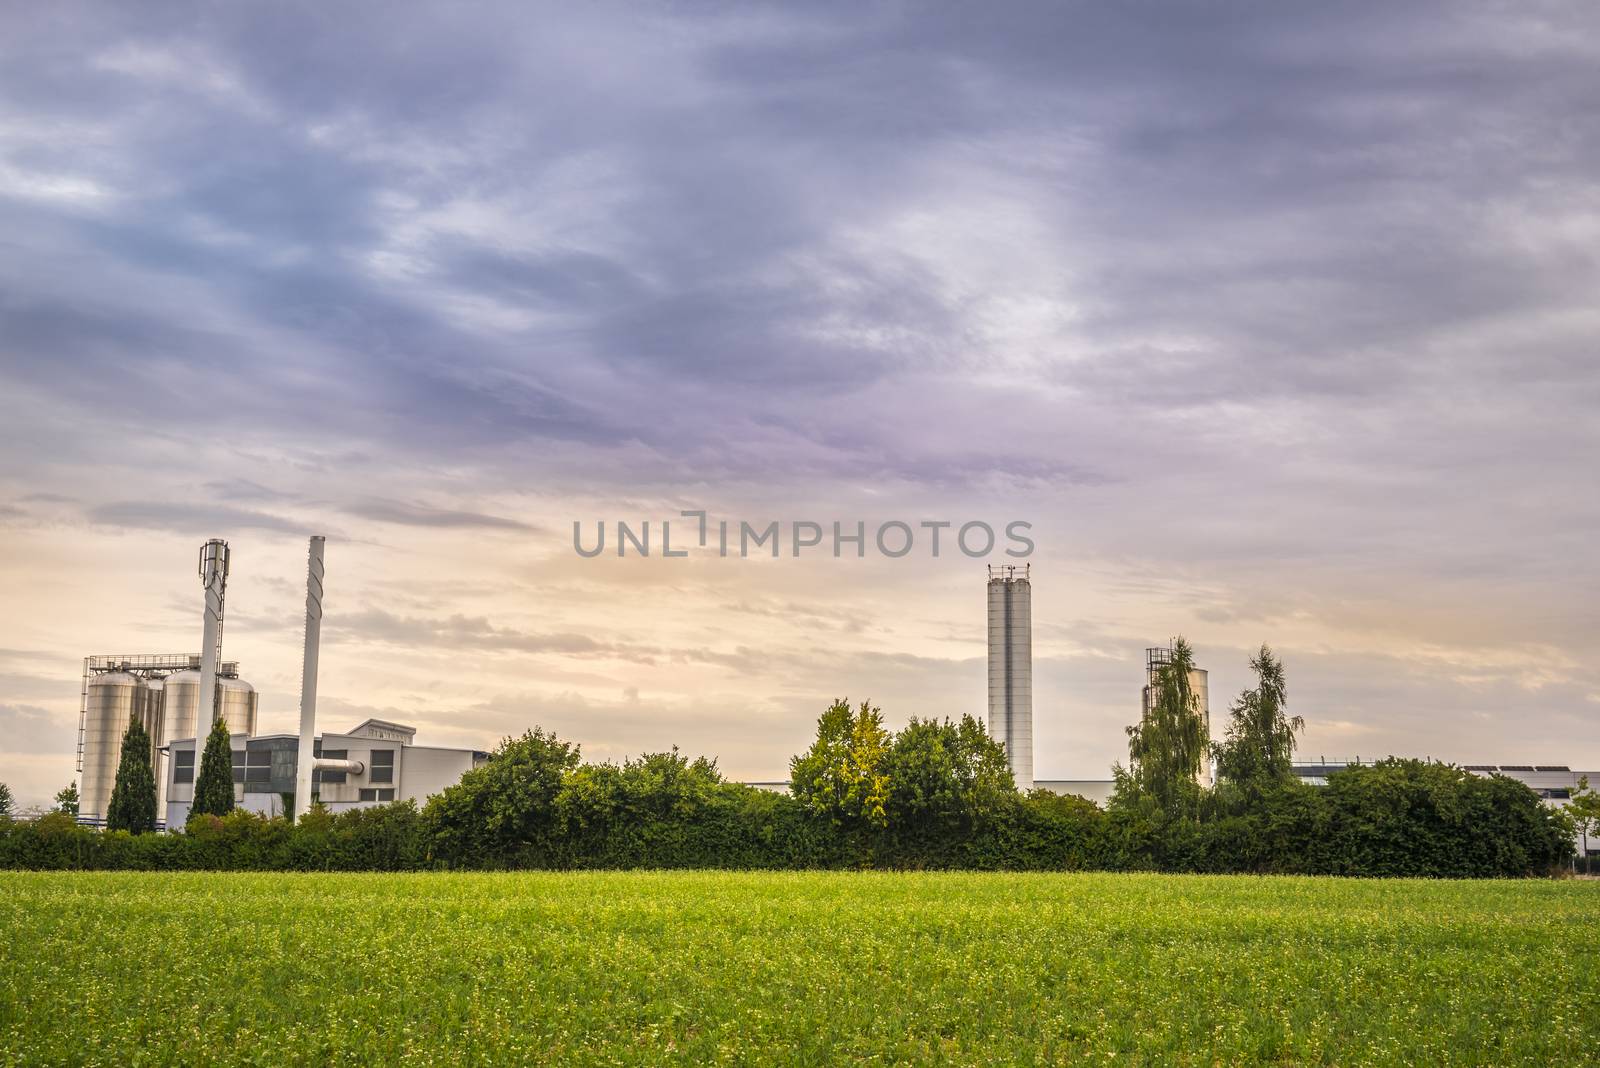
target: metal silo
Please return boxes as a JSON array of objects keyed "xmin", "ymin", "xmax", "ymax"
[
  {"xmin": 161, "ymin": 669, "xmax": 204, "ymax": 748},
  {"xmin": 162, "ymin": 670, "xmax": 256, "ymax": 740},
  {"xmin": 986, "ymin": 564, "xmax": 1033, "ymax": 791},
  {"xmin": 80, "ymin": 671, "xmax": 151, "ymax": 825},
  {"xmin": 217, "ymin": 677, "xmax": 259, "ymax": 737}
]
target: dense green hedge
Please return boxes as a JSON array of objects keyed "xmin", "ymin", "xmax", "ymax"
[{"xmin": 0, "ymin": 754, "xmax": 1573, "ymax": 877}]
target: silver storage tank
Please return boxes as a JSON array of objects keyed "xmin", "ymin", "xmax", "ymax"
[
  {"xmin": 80, "ymin": 671, "xmax": 151, "ymax": 825},
  {"xmin": 163, "ymin": 670, "xmax": 257, "ymax": 740},
  {"xmin": 217, "ymin": 677, "xmax": 259, "ymax": 737},
  {"xmin": 1191, "ymin": 667, "xmax": 1211, "ymax": 788},
  {"xmin": 160, "ymin": 669, "xmax": 203, "ymax": 748}
]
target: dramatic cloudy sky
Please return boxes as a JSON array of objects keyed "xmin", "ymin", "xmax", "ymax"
[{"xmin": 3, "ymin": 2, "xmax": 1597, "ymax": 806}]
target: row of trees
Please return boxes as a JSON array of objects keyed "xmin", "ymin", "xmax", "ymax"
[
  {"xmin": 1112, "ymin": 639, "xmax": 1589, "ymax": 875},
  {"xmin": 2, "ymin": 639, "xmax": 1590, "ymax": 875}
]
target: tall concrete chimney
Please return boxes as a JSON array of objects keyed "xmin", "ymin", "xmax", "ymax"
[
  {"xmin": 197, "ymin": 539, "xmax": 229, "ymax": 737},
  {"xmin": 293, "ymin": 536, "xmax": 325, "ymax": 821}
]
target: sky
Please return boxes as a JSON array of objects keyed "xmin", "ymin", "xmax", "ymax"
[{"xmin": 2, "ymin": 2, "xmax": 1598, "ymax": 808}]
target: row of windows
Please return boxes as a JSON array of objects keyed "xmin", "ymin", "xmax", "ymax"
[
  {"xmin": 172, "ymin": 747, "xmax": 397, "ymax": 787},
  {"xmin": 359, "ymin": 788, "xmax": 396, "ymax": 802}
]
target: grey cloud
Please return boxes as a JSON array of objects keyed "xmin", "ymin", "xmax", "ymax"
[
  {"xmin": 85, "ymin": 500, "xmax": 308, "ymax": 536},
  {"xmin": 204, "ymin": 479, "xmax": 296, "ymax": 503},
  {"xmin": 340, "ymin": 498, "xmax": 539, "ymax": 532},
  {"xmin": 1, "ymin": 1, "xmax": 1598, "ymax": 775},
  {"xmin": 326, "ymin": 607, "xmax": 671, "ymax": 664},
  {"xmin": 0, "ymin": 704, "xmax": 72, "ymax": 755}
]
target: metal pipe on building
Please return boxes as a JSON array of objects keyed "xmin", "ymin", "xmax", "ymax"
[
  {"xmin": 313, "ymin": 758, "xmax": 365, "ymax": 776},
  {"xmin": 293, "ymin": 536, "xmax": 326, "ymax": 821},
  {"xmin": 197, "ymin": 539, "xmax": 230, "ymax": 738}
]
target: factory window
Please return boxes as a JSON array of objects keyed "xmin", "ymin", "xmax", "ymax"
[
  {"xmin": 247, "ymin": 749, "xmax": 272, "ymax": 766},
  {"xmin": 245, "ymin": 765, "xmax": 271, "ymax": 785},
  {"xmin": 231, "ymin": 750, "xmax": 246, "ymax": 784},
  {"xmin": 370, "ymin": 749, "xmax": 395, "ymax": 784},
  {"xmin": 358, "ymin": 788, "xmax": 396, "ymax": 803},
  {"xmin": 173, "ymin": 750, "xmax": 194, "ymax": 784},
  {"xmin": 316, "ymin": 748, "xmax": 347, "ymax": 785}
]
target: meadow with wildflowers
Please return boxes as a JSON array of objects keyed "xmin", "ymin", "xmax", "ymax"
[{"xmin": 1, "ymin": 870, "xmax": 1595, "ymax": 1065}]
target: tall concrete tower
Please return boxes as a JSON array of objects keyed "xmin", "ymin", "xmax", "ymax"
[{"xmin": 987, "ymin": 564, "xmax": 1033, "ymax": 791}]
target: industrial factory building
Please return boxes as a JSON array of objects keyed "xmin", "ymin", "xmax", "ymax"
[
  {"xmin": 78, "ymin": 654, "xmax": 259, "ymax": 828},
  {"xmin": 1292, "ymin": 760, "xmax": 1598, "ymax": 803},
  {"xmin": 74, "ymin": 542, "xmax": 1594, "ymax": 840},
  {"xmin": 74, "ymin": 535, "xmax": 492, "ymax": 830},
  {"xmin": 163, "ymin": 718, "xmax": 488, "ymax": 825}
]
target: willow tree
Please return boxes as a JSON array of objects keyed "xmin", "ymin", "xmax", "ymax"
[
  {"xmin": 1214, "ymin": 644, "xmax": 1303, "ymax": 792},
  {"xmin": 106, "ymin": 718, "xmax": 158, "ymax": 833},
  {"xmin": 1119, "ymin": 637, "xmax": 1207, "ymax": 817}
]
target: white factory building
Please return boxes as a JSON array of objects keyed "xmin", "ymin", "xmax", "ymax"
[{"xmin": 163, "ymin": 718, "xmax": 488, "ymax": 826}]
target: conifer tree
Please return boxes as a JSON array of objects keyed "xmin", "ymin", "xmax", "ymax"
[
  {"xmin": 106, "ymin": 718, "xmax": 158, "ymax": 833},
  {"xmin": 190, "ymin": 716, "xmax": 236, "ymax": 821}
]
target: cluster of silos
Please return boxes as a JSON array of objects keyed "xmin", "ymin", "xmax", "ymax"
[
  {"xmin": 79, "ymin": 668, "xmax": 259, "ymax": 826},
  {"xmin": 986, "ymin": 564, "xmax": 1033, "ymax": 792}
]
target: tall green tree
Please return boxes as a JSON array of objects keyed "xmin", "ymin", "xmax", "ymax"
[
  {"xmin": 189, "ymin": 718, "xmax": 237, "ymax": 821},
  {"xmin": 54, "ymin": 781, "xmax": 79, "ymax": 817},
  {"xmin": 790, "ymin": 699, "xmax": 890, "ymax": 830},
  {"xmin": 882, "ymin": 715, "xmax": 1015, "ymax": 838},
  {"xmin": 1118, "ymin": 637, "xmax": 1207, "ymax": 817},
  {"xmin": 106, "ymin": 718, "xmax": 158, "ymax": 833},
  {"xmin": 0, "ymin": 781, "xmax": 13, "ymax": 821},
  {"xmin": 423, "ymin": 728, "xmax": 582, "ymax": 866},
  {"xmin": 1213, "ymin": 644, "xmax": 1303, "ymax": 792}
]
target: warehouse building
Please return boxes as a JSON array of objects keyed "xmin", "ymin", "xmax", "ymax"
[
  {"xmin": 163, "ymin": 718, "xmax": 488, "ymax": 825},
  {"xmin": 1292, "ymin": 760, "xmax": 1597, "ymax": 802}
]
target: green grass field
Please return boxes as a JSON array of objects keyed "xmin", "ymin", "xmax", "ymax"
[{"xmin": 1, "ymin": 871, "xmax": 1595, "ymax": 1065}]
